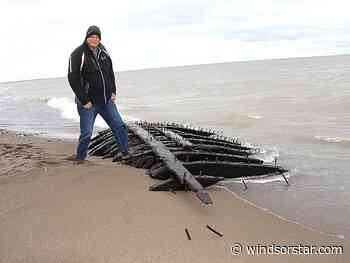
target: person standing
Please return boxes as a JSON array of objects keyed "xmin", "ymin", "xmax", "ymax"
[{"xmin": 67, "ymin": 25, "xmax": 129, "ymax": 164}]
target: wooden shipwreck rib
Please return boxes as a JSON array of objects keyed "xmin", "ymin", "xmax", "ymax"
[{"xmin": 88, "ymin": 121, "xmax": 288, "ymax": 205}]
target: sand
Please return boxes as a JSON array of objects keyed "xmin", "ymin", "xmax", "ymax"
[{"xmin": 0, "ymin": 129, "xmax": 348, "ymax": 262}]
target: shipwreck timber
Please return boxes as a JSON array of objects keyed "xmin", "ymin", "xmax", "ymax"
[{"xmin": 88, "ymin": 121, "xmax": 288, "ymax": 205}]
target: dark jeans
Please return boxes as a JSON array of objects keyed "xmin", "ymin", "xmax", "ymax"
[{"xmin": 76, "ymin": 98, "xmax": 129, "ymax": 160}]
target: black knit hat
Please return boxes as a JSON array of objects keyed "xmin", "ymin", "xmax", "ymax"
[{"xmin": 85, "ymin": 25, "xmax": 101, "ymax": 40}]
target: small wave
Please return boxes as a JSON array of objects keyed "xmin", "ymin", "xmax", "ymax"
[
  {"xmin": 31, "ymin": 97, "xmax": 51, "ymax": 103},
  {"xmin": 243, "ymin": 141, "xmax": 279, "ymax": 163},
  {"xmin": 314, "ymin": 135, "xmax": 350, "ymax": 145},
  {"xmin": 220, "ymin": 168, "xmax": 297, "ymax": 185},
  {"xmin": 0, "ymin": 95, "xmax": 11, "ymax": 103},
  {"xmin": 242, "ymin": 141, "xmax": 264, "ymax": 152},
  {"xmin": 0, "ymin": 86, "xmax": 10, "ymax": 94},
  {"xmin": 46, "ymin": 97, "xmax": 139, "ymax": 128},
  {"xmin": 0, "ymin": 87, "xmax": 13, "ymax": 104},
  {"xmin": 336, "ymin": 234, "xmax": 345, "ymax": 240},
  {"xmin": 257, "ymin": 147, "xmax": 280, "ymax": 163},
  {"xmin": 247, "ymin": 172, "xmax": 290, "ymax": 184},
  {"xmin": 247, "ymin": 115, "xmax": 263, "ymax": 119},
  {"xmin": 47, "ymin": 97, "xmax": 79, "ymax": 121}
]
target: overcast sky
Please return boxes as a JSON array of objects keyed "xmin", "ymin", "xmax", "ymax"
[{"xmin": 0, "ymin": 0, "xmax": 349, "ymax": 82}]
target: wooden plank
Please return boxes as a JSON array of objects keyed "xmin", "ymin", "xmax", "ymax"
[{"xmin": 128, "ymin": 123, "xmax": 213, "ymax": 205}]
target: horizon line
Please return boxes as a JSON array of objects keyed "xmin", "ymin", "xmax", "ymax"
[{"xmin": 0, "ymin": 53, "xmax": 348, "ymax": 84}]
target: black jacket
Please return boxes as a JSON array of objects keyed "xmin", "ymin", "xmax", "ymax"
[{"xmin": 67, "ymin": 42, "xmax": 117, "ymax": 105}]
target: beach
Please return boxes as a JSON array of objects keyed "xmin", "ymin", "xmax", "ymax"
[{"xmin": 0, "ymin": 129, "xmax": 348, "ymax": 262}]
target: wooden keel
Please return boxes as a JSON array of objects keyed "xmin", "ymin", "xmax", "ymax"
[{"xmin": 128, "ymin": 123, "xmax": 214, "ymax": 205}]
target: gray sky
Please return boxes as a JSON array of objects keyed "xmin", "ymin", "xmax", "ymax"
[{"xmin": 0, "ymin": 0, "xmax": 349, "ymax": 82}]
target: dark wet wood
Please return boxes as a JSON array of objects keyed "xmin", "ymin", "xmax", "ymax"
[{"xmin": 128, "ymin": 123, "xmax": 213, "ymax": 205}]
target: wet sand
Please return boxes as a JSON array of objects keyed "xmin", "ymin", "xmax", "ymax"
[{"xmin": 0, "ymin": 129, "xmax": 348, "ymax": 262}]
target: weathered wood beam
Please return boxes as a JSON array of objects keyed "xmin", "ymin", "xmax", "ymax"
[{"xmin": 128, "ymin": 123, "xmax": 213, "ymax": 205}]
